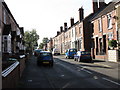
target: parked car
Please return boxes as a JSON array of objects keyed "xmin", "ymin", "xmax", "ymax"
[
  {"xmin": 74, "ymin": 51, "xmax": 92, "ymax": 62},
  {"xmin": 34, "ymin": 49, "xmax": 43, "ymax": 56},
  {"xmin": 65, "ymin": 48, "xmax": 77, "ymax": 59},
  {"xmin": 37, "ymin": 51, "xmax": 54, "ymax": 67},
  {"xmin": 52, "ymin": 48, "xmax": 60, "ymax": 55}
]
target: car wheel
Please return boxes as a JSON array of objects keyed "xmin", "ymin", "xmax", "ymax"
[
  {"xmin": 65, "ymin": 56, "xmax": 67, "ymax": 58},
  {"xmin": 68, "ymin": 56, "xmax": 70, "ymax": 59},
  {"xmin": 74, "ymin": 58, "xmax": 76, "ymax": 61}
]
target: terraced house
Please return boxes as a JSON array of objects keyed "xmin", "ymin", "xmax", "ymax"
[
  {"xmin": 51, "ymin": 0, "xmax": 106, "ymax": 54},
  {"xmin": 0, "ymin": 0, "xmax": 3, "ymax": 89},
  {"xmin": 0, "ymin": 1, "xmax": 27, "ymax": 88},
  {"xmin": 115, "ymin": 0, "xmax": 120, "ymax": 48},
  {"xmin": 50, "ymin": 0, "xmax": 120, "ymax": 62},
  {"xmin": 91, "ymin": 0, "xmax": 120, "ymax": 62}
]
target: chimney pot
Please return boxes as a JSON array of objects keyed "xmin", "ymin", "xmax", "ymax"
[
  {"xmin": 78, "ymin": 7, "xmax": 84, "ymax": 22},
  {"xmin": 64, "ymin": 22, "xmax": 67, "ymax": 31},
  {"xmin": 99, "ymin": 0, "xmax": 106, "ymax": 9},
  {"xmin": 60, "ymin": 26, "xmax": 63, "ymax": 32},
  {"xmin": 57, "ymin": 31, "xmax": 60, "ymax": 35},
  {"xmin": 92, "ymin": 0, "xmax": 99, "ymax": 13},
  {"xmin": 70, "ymin": 18, "xmax": 74, "ymax": 27}
]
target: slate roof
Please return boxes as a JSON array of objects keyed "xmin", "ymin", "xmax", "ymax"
[{"xmin": 91, "ymin": 1, "xmax": 116, "ymax": 21}]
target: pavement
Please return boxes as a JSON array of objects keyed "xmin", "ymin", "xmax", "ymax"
[{"xmin": 54, "ymin": 55, "xmax": 120, "ymax": 82}]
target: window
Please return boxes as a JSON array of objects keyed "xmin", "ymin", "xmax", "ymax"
[
  {"xmin": 4, "ymin": 10, "xmax": 6, "ymax": 24},
  {"xmin": 107, "ymin": 14, "xmax": 112, "ymax": 29},
  {"xmin": 108, "ymin": 33, "xmax": 113, "ymax": 40},
  {"xmin": 72, "ymin": 29, "xmax": 73, "ymax": 37},
  {"xmin": 98, "ymin": 18, "xmax": 102, "ymax": 32},
  {"xmin": 69, "ymin": 32, "xmax": 71, "ymax": 38},
  {"xmin": 79, "ymin": 27, "xmax": 82, "ymax": 34}
]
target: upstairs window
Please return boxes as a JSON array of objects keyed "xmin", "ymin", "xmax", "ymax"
[
  {"xmin": 98, "ymin": 18, "xmax": 102, "ymax": 32},
  {"xmin": 4, "ymin": 10, "xmax": 6, "ymax": 24},
  {"xmin": 107, "ymin": 14, "xmax": 112, "ymax": 29}
]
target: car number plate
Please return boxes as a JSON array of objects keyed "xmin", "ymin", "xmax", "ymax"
[{"xmin": 43, "ymin": 62, "xmax": 49, "ymax": 64}]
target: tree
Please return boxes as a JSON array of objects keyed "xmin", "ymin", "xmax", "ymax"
[
  {"xmin": 39, "ymin": 37, "xmax": 49, "ymax": 50},
  {"xmin": 24, "ymin": 29, "xmax": 39, "ymax": 53},
  {"xmin": 42, "ymin": 37, "xmax": 49, "ymax": 45},
  {"xmin": 108, "ymin": 40, "xmax": 117, "ymax": 49},
  {"xmin": 39, "ymin": 43, "xmax": 44, "ymax": 49}
]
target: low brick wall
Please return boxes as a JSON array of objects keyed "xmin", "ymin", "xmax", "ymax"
[
  {"xmin": 2, "ymin": 61, "xmax": 20, "ymax": 88},
  {"xmin": 2, "ymin": 54, "xmax": 30, "ymax": 89},
  {"xmin": 95, "ymin": 55, "xmax": 107, "ymax": 61},
  {"xmin": 19, "ymin": 57, "xmax": 26, "ymax": 77}
]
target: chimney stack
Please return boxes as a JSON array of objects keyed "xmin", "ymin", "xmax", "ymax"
[
  {"xmin": 78, "ymin": 7, "xmax": 84, "ymax": 22},
  {"xmin": 57, "ymin": 31, "xmax": 60, "ymax": 36},
  {"xmin": 92, "ymin": 0, "xmax": 99, "ymax": 13},
  {"xmin": 64, "ymin": 22, "xmax": 67, "ymax": 31},
  {"xmin": 99, "ymin": 0, "xmax": 106, "ymax": 9},
  {"xmin": 60, "ymin": 26, "xmax": 63, "ymax": 32},
  {"xmin": 70, "ymin": 18, "xmax": 74, "ymax": 27}
]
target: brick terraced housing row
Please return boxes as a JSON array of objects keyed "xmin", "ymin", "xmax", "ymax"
[
  {"xmin": 0, "ymin": 0, "xmax": 28, "ymax": 89},
  {"xmin": 47, "ymin": 0, "xmax": 120, "ymax": 62}
]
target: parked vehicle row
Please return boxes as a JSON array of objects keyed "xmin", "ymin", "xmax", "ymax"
[
  {"xmin": 74, "ymin": 51, "xmax": 92, "ymax": 62},
  {"xmin": 65, "ymin": 48, "xmax": 92, "ymax": 62}
]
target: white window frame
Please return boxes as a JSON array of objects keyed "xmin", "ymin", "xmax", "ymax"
[
  {"xmin": 107, "ymin": 14, "xmax": 112, "ymax": 29},
  {"xmin": 4, "ymin": 10, "xmax": 6, "ymax": 24},
  {"xmin": 98, "ymin": 18, "xmax": 102, "ymax": 32}
]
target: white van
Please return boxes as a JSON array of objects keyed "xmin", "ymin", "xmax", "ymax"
[{"xmin": 52, "ymin": 48, "xmax": 60, "ymax": 55}]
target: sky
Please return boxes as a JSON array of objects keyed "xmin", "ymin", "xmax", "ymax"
[{"xmin": 4, "ymin": 0, "xmax": 112, "ymax": 44}]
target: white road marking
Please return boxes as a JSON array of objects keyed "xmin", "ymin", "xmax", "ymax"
[
  {"xmin": 80, "ymin": 66, "xmax": 93, "ymax": 74},
  {"xmin": 102, "ymin": 77, "xmax": 120, "ymax": 86},
  {"xmin": 61, "ymin": 75, "xmax": 65, "ymax": 77},
  {"xmin": 28, "ymin": 80, "xmax": 33, "ymax": 82},
  {"xmin": 82, "ymin": 69, "xmax": 93, "ymax": 74},
  {"xmin": 93, "ymin": 76, "xmax": 98, "ymax": 79}
]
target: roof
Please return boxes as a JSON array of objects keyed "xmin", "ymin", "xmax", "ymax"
[{"xmin": 91, "ymin": 1, "xmax": 116, "ymax": 21}]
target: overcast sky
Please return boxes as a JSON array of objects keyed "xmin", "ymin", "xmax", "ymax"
[{"xmin": 4, "ymin": 0, "xmax": 111, "ymax": 44}]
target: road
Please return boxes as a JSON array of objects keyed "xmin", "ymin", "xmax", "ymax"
[{"xmin": 17, "ymin": 55, "xmax": 120, "ymax": 89}]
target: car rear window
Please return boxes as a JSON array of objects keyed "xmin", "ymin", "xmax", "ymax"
[
  {"xmin": 81, "ymin": 51, "xmax": 91, "ymax": 54},
  {"xmin": 69, "ymin": 49, "xmax": 77, "ymax": 52},
  {"xmin": 40, "ymin": 52, "xmax": 52, "ymax": 56}
]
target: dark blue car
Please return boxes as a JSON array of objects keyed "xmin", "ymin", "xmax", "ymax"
[
  {"xmin": 34, "ymin": 49, "xmax": 43, "ymax": 56},
  {"xmin": 74, "ymin": 51, "xmax": 92, "ymax": 62},
  {"xmin": 65, "ymin": 48, "xmax": 77, "ymax": 59},
  {"xmin": 37, "ymin": 51, "xmax": 54, "ymax": 67}
]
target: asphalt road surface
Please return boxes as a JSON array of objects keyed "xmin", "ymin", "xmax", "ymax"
[{"xmin": 17, "ymin": 55, "xmax": 120, "ymax": 89}]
